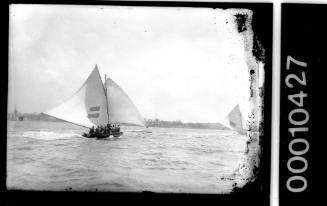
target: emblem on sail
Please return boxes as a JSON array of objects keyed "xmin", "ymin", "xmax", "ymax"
[
  {"xmin": 222, "ymin": 104, "xmax": 246, "ymax": 135},
  {"xmin": 44, "ymin": 65, "xmax": 145, "ymax": 128}
]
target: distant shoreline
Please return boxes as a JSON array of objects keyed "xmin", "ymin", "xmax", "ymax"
[
  {"xmin": 7, "ymin": 112, "xmax": 229, "ymax": 130},
  {"xmin": 145, "ymin": 119, "xmax": 228, "ymax": 130}
]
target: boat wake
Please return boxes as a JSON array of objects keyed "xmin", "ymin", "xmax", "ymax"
[
  {"xmin": 22, "ymin": 131, "xmax": 81, "ymax": 140},
  {"xmin": 125, "ymin": 130, "xmax": 152, "ymax": 133}
]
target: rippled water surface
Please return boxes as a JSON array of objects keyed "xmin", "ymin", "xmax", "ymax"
[{"xmin": 7, "ymin": 120, "xmax": 247, "ymax": 193}]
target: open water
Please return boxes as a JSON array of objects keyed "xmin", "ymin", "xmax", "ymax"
[{"xmin": 7, "ymin": 120, "xmax": 247, "ymax": 193}]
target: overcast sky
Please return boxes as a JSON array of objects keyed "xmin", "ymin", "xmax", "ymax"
[{"xmin": 8, "ymin": 4, "xmax": 253, "ymax": 123}]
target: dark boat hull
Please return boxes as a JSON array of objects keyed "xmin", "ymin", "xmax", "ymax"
[
  {"xmin": 82, "ymin": 132, "xmax": 123, "ymax": 138},
  {"xmin": 112, "ymin": 132, "xmax": 123, "ymax": 138}
]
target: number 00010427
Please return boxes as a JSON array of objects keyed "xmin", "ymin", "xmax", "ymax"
[{"xmin": 285, "ymin": 56, "xmax": 309, "ymax": 193}]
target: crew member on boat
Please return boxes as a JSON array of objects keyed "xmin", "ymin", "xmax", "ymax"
[
  {"xmin": 95, "ymin": 127, "xmax": 100, "ymax": 137},
  {"xmin": 111, "ymin": 124, "xmax": 114, "ymax": 134},
  {"xmin": 100, "ymin": 125, "xmax": 104, "ymax": 133},
  {"xmin": 106, "ymin": 123, "xmax": 111, "ymax": 135},
  {"xmin": 117, "ymin": 124, "xmax": 120, "ymax": 133},
  {"xmin": 87, "ymin": 126, "xmax": 95, "ymax": 138},
  {"xmin": 114, "ymin": 124, "xmax": 119, "ymax": 134},
  {"xmin": 86, "ymin": 123, "xmax": 120, "ymax": 138}
]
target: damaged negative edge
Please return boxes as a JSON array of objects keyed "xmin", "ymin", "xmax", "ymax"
[{"xmin": 224, "ymin": 9, "xmax": 266, "ymax": 193}]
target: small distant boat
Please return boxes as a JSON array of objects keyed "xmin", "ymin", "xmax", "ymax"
[
  {"xmin": 43, "ymin": 65, "xmax": 146, "ymax": 138},
  {"xmin": 11, "ymin": 105, "xmax": 24, "ymax": 121},
  {"xmin": 222, "ymin": 104, "xmax": 246, "ymax": 135}
]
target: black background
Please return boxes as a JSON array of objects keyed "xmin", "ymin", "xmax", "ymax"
[{"xmin": 280, "ymin": 4, "xmax": 327, "ymax": 206}]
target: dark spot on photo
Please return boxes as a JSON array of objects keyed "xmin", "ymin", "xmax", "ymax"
[{"xmin": 234, "ymin": 13, "xmax": 248, "ymax": 33}]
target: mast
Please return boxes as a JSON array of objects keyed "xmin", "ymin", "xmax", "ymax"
[{"xmin": 104, "ymin": 74, "xmax": 110, "ymax": 125}]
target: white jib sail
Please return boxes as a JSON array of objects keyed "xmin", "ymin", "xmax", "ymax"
[
  {"xmin": 44, "ymin": 65, "xmax": 109, "ymax": 128},
  {"xmin": 222, "ymin": 104, "xmax": 245, "ymax": 135},
  {"xmin": 106, "ymin": 77, "xmax": 146, "ymax": 127}
]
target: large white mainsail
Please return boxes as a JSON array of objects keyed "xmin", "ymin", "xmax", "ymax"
[
  {"xmin": 105, "ymin": 77, "xmax": 146, "ymax": 127},
  {"xmin": 44, "ymin": 65, "xmax": 109, "ymax": 128},
  {"xmin": 222, "ymin": 104, "xmax": 245, "ymax": 135}
]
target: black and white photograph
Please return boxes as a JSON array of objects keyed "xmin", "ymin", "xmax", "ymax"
[{"xmin": 6, "ymin": 2, "xmax": 272, "ymax": 200}]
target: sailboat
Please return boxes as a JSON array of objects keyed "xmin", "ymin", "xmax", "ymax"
[
  {"xmin": 43, "ymin": 65, "xmax": 146, "ymax": 138},
  {"xmin": 222, "ymin": 104, "xmax": 246, "ymax": 135},
  {"xmin": 12, "ymin": 105, "xmax": 23, "ymax": 121}
]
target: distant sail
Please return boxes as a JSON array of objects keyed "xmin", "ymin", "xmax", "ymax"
[
  {"xmin": 223, "ymin": 104, "xmax": 245, "ymax": 134},
  {"xmin": 44, "ymin": 65, "xmax": 109, "ymax": 128},
  {"xmin": 105, "ymin": 77, "xmax": 145, "ymax": 127}
]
